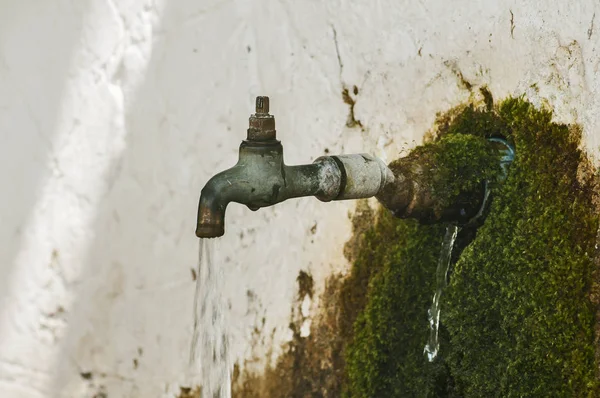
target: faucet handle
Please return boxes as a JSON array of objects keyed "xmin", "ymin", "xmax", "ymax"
[{"xmin": 247, "ymin": 96, "xmax": 276, "ymax": 141}]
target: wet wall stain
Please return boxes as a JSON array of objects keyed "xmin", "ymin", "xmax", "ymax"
[
  {"xmin": 232, "ymin": 271, "xmax": 346, "ymax": 398},
  {"xmin": 176, "ymin": 386, "xmax": 202, "ymax": 398}
]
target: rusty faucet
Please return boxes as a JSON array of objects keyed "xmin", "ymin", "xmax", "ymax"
[{"xmin": 196, "ymin": 96, "xmax": 514, "ymax": 238}]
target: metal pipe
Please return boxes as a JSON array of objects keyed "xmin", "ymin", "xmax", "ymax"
[{"xmin": 196, "ymin": 96, "xmax": 514, "ymax": 238}]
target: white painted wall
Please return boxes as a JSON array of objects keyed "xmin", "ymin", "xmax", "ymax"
[{"xmin": 1, "ymin": 0, "xmax": 599, "ymax": 396}]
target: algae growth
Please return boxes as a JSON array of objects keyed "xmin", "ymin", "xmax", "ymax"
[
  {"xmin": 344, "ymin": 214, "xmax": 451, "ymax": 397},
  {"xmin": 383, "ymin": 132, "xmax": 502, "ymax": 223},
  {"xmin": 344, "ymin": 95, "xmax": 599, "ymax": 397},
  {"xmin": 443, "ymin": 98, "xmax": 599, "ymax": 396},
  {"xmin": 232, "ymin": 94, "xmax": 599, "ymax": 397}
]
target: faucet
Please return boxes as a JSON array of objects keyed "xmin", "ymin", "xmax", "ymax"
[{"xmin": 196, "ymin": 96, "xmax": 514, "ymax": 238}]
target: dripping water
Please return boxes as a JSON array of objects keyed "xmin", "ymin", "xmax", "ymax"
[
  {"xmin": 424, "ymin": 224, "xmax": 459, "ymax": 362},
  {"xmin": 189, "ymin": 239, "xmax": 231, "ymax": 398}
]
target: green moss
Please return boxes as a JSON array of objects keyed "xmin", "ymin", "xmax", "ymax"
[
  {"xmin": 445, "ymin": 98, "xmax": 599, "ymax": 397},
  {"xmin": 408, "ymin": 133, "xmax": 501, "ymax": 218},
  {"xmin": 342, "ymin": 96, "xmax": 599, "ymax": 397},
  {"xmin": 343, "ymin": 215, "xmax": 450, "ymax": 397}
]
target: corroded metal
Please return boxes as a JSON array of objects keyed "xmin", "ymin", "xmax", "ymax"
[
  {"xmin": 376, "ymin": 137, "xmax": 515, "ymax": 225},
  {"xmin": 196, "ymin": 97, "xmax": 396, "ymax": 238}
]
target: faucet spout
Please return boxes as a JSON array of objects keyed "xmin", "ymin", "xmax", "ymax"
[
  {"xmin": 195, "ymin": 141, "xmax": 391, "ymax": 237},
  {"xmin": 195, "ymin": 170, "xmax": 234, "ymax": 238}
]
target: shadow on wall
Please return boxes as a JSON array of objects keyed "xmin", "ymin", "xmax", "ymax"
[
  {"xmin": 0, "ymin": 0, "xmax": 91, "ymax": 317},
  {"xmin": 0, "ymin": 0, "xmax": 92, "ymax": 389},
  {"xmin": 51, "ymin": 0, "xmax": 254, "ymax": 396}
]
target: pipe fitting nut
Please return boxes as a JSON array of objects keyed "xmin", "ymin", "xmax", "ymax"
[
  {"xmin": 313, "ymin": 156, "xmax": 343, "ymax": 202},
  {"xmin": 330, "ymin": 154, "xmax": 394, "ymax": 200}
]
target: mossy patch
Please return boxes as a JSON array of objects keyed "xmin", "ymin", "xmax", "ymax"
[
  {"xmin": 343, "ymin": 215, "xmax": 451, "ymax": 397},
  {"xmin": 385, "ymin": 133, "xmax": 501, "ymax": 223},
  {"xmin": 345, "ymin": 95, "xmax": 600, "ymax": 397},
  {"xmin": 410, "ymin": 134, "xmax": 500, "ymax": 213},
  {"xmin": 444, "ymin": 98, "xmax": 599, "ymax": 397}
]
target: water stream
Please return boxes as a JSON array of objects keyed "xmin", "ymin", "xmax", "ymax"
[
  {"xmin": 424, "ymin": 224, "xmax": 459, "ymax": 362},
  {"xmin": 189, "ymin": 239, "xmax": 231, "ymax": 398}
]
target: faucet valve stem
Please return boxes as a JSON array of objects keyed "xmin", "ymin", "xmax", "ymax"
[
  {"xmin": 255, "ymin": 96, "xmax": 269, "ymax": 114},
  {"xmin": 247, "ymin": 95, "xmax": 276, "ymax": 141}
]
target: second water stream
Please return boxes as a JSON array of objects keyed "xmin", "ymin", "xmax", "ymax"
[{"xmin": 424, "ymin": 224, "xmax": 459, "ymax": 362}]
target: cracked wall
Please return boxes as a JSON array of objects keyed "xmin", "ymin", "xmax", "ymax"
[{"xmin": 1, "ymin": 0, "xmax": 600, "ymax": 397}]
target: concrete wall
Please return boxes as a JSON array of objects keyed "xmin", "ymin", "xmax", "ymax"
[{"xmin": 1, "ymin": 0, "xmax": 599, "ymax": 396}]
